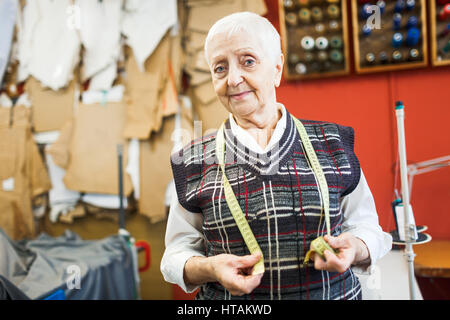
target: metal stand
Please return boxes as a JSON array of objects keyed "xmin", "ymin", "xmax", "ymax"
[
  {"xmin": 117, "ymin": 144, "xmax": 126, "ymax": 234},
  {"xmin": 395, "ymin": 101, "xmax": 417, "ymax": 300},
  {"xmin": 407, "ymin": 155, "xmax": 450, "ymax": 199}
]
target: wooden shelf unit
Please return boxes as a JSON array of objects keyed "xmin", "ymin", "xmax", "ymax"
[
  {"xmin": 279, "ymin": 0, "xmax": 350, "ymax": 80},
  {"xmin": 351, "ymin": 0, "xmax": 428, "ymax": 74}
]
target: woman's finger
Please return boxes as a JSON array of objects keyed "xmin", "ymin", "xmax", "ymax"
[
  {"xmin": 232, "ymin": 273, "xmax": 263, "ymax": 296},
  {"xmin": 313, "ymin": 252, "xmax": 328, "ymax": 271},
  {"xmin": 324, "ymin": 235, "xmax": 347, "ymax": 249},
  {"xmin": 323, "ymin": 249, "xmax": 349, "ymax": 273},
  {"xmin": 235, "ymin": 252, "xmax": 262, "ymax": 269}
]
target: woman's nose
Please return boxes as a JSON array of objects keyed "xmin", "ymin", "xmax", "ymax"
[{"xmin": 227, "ymin": 64, "xmax": 243, "ymax": 87}]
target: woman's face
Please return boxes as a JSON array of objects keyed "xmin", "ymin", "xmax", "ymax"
[{"xmin": 206, "ymin": 31, "xmax": 283, "ymax": 119}]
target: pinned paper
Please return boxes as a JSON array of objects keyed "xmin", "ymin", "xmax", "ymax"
[{"xmin": 2, "ymin": 177, "xmax": 14, "ymax": 191}]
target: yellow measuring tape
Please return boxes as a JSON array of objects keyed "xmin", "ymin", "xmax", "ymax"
[
  {"xmin": 216, "ymin": 122, "xmax": 265, "ymax": 275},
  {"xmin": 292, "ymin": 118, "xmax": 338, "ymax": 266},
  {"xmin": 215, "ymin": 116, "xmax": 337, "ymax": 275}
]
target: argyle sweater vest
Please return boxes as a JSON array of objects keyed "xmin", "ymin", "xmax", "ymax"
[{"xmin": 170, "ymin": 110, "xmax": 362, "ymax": 300}]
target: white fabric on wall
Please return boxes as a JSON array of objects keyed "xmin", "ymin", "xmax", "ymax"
[
  {"xmin": 0, "ymin": 0, "xmax": 17, "ymax": 85},
  {"xmin": 76, "ymin": 0, "xmax": 122, "ymax": 85},
  {"xmin": 125, "ymin": 138, "xmax": 140, "ymax": 200},
  {"xmin": 122, "ymin": 0, "xmax": 177, "ymax": 71},
  {"xmin": 17, "ymin": 0, "xmax": 81, "ymax": 91},
  {"xmin": 87, "ymin": 62, "xmax": 118, "ymax": 91},
  {"xmin": 45, "ymin": 153, "xmax": 80, "ymax": 223}
]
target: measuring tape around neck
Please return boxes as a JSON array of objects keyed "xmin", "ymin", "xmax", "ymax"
[
  {"xmin": 216, "ymin": 122, "xmax": 265, "ymax": 275},
  {"xmin": 216, "ymin": 116, "xmax": 333, "ymax": 273}
]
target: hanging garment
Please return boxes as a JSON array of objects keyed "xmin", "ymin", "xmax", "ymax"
[
  {"xmin": 45, "ymin": 152, "xmax": 80, "ymax": 223},
  {"xmin": 17, "ymin": 0, "xmax": 80, "ymax": 90},
  {"xmin": 76, "ymin": 0, "xmax": 123, "ymax": 89},
  {"xmin": 0, "ymin": 0, "xmax": 18, "ymax": 86},
  {"xmin": 0, "ymin": 275, "xmax": 30, "ymax": 300},
  {"xmin": 0, "ymin": 229, "xmax": 137, "ymax": 300},
  {"xmin": 122, "ymin": 0, "xmax": 177, "ymax": 71},
  {"xmin": 86, "ymin": 63, "xmax": 117, "ymax": 92}
]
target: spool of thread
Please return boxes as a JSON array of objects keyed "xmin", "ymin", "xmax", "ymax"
[
  {"xmin": 329, "ymin": 50, "xmax": 343, "ymax": 63},
  {"xmin": 361, "ymin": 4, "xmax": 372, "ymax": 19},
  {"xmin": 409, "ymin": 48, "xmax": 419, "ymax": 60},
  {"xmin": 304, "ymin": 52, "xmax": 314, "ymax": 63},
  {"xmin": 362, "ymin": 24, "xmax": 372, "ymax": 36},
  {"xmin": 366, "ymin": 53, "xmax": 376, "ymax": 64},
  {"xmin": 301, "ymin": 36, "xmax": 315, "ymax": 51},
  {"xmin": 395, "ymin": 0, "xmax": 405, "ymax": 13},
  {"xmin": 406, "ymin": 0, "xmax": 415, "ymax": 11},
  {"xmin": 327, "ymin": 4, "xmax": 340, "ymax": 19},
  {"xmin": 315, "ymin": 37, "xmax": 329, "ymax": 50},
  {"xmin": 295, "ymin": 63, "xmax": 307, "ymax": 74},
  {"xmin": 379, "ymin": 51, "xmax": 389, "ymax": 63},
  {"xmin": 288, "ymin": 53, "xmax": 300, "ymax": 64},
  {"xmin": 441, "ymin": 40, "xmax": 450, "ymax": 54},
  {"xmin": 315, "ymin": 23, "xmax": 326, "ymax": 34},
  {"xmin": 299, "ymin": 8, "xmax": 311, "ymax": 23},
  {"xmin": 392, "ymin": 50, "xmax": 403, "ymax": 61},
  {"xmin": 439, "ymin": 4, "xmax": 450, "ymax": 21},
  {"xmin": 317, "ymin": 51, "xmax": 328, "ymax": 62},
  {"xmin": 329, "ymin": 20, "xmax": 340, "ymax": 31},
  {"xmin": 393, "ymin": 13, "xmax": 402, "ymax": 31},
  {"xmin": 286, "ymin": 12, "xmax": 298, "ymax": 26},
  {"xmin": 284, "ymin": 0, "xmax": 295, "ymax": 9},
  {"xmin": 392, "ymin": 32, "xmax": 403, "ymax": 48},
  {"xmin": 330, "ymin": 36, "xmax": 343, "ymax": 49},
  {"xmin": 311, "ymin": 6, "xmax": 323, "ymax": 22},
  {"xmin": 406, "ymin": 27, "xmax": 420, "ymax": 46},
  {"xmin": 377, "ymin": 0, "xmax": 386, "ymax": 14},
  {"xmin": 407, "ymin": 16, "xmax": 418, "ymax": 29}
]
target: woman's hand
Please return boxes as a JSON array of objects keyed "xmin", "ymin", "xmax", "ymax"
[
  {"xmin": 184, "ymin": 252, "xmax": 263, "ymax": 296},
  {"xmin": 311, "ymin": 232, "xmax": 370, "ymax": 273},
  {"xmin": 210, "ymin": 252, "xmax": 263, "ymax": 296}
]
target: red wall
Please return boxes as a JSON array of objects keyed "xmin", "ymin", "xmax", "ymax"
[{"xmin": 265, "ymin": 0, "xmax": 450, "ymax": 239}]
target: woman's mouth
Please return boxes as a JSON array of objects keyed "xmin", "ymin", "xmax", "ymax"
[{"xmin": 229, "ymin": 91, "xmax": 251, "ymax": 100}]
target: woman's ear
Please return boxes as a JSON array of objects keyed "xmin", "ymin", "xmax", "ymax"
[{"xmin": 274, "ymin": 54, "xmax": 284, "ymax": 87}]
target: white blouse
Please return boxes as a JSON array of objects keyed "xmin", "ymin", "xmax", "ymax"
[{"xmin": 161, "ymin": 104, "xmax": 393, "ymax": 293}]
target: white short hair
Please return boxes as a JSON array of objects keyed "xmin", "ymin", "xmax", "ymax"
[{"xmin": 204, "ymin": 12, "xmax": 282, "ymax": 67}]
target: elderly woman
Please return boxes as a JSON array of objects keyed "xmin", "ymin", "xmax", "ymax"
[{"xmin": 161, "ymin": 12, "xmax": 392, "ymax": 300}]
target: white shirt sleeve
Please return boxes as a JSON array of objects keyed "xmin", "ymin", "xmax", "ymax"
[
  {"xmin": 160, "ymin": 183, "xmax": 206, "ymax": 293},
  {"xmin": 341, "ymin": 168, "xmax": 393, "ymax": 274}
]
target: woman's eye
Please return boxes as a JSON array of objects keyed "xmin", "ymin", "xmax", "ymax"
[
  {"xmin": 215, "ymin": 66, "xmax": 225, "ymax": 73},
  {"xmin": 244, "ymin": 59, "xmax": 255, "ymax": 66}
]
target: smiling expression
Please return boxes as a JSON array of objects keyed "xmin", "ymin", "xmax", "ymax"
[{"xmin": 206, "ymin": 31, "xmax": 284, "ymax": 120}]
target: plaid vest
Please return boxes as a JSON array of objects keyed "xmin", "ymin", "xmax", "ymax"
[{"xmin": 171, "ymin": 110, "xmax": 362, "ymax": 300}]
